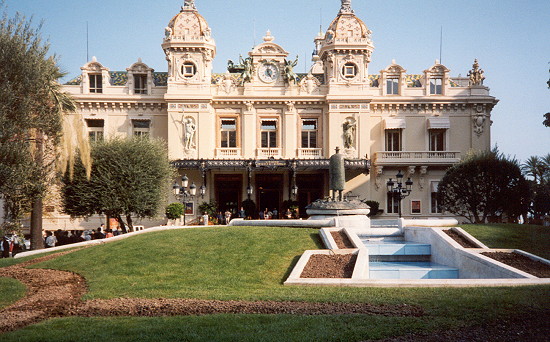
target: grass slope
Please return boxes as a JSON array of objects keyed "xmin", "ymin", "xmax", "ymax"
[
  {"xmin": 461, "ymin": 224, "xmax": 550, "ymax": 259},
  {"xmin": 6, "ymin": 225, "xmax": 549, "ymax": 341}
]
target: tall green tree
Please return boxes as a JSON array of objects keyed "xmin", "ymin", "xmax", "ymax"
[
  {"xmin": 438, "ymin": 149, "xmax": 530, "ymax": 223},
  {"xmin": 62, "ymin": 137, "xmax": 173, "ymax": 232},
  {"xmin": 522, "ymin": 154, "xmax": 550, "ymax": 223},
  {"xmin": 0, "ymin": 3, "xmax": 81, "ymax": 249}
]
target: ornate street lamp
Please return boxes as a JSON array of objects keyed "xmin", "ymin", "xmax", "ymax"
[
  {"xmin": 291, "ymin": 184, "xmax": 298, "ymax": 199},
  {"xmin": 246, "ymin": 185, "xmax": 253, "ymax": 200},
  {"xmin": 173, "ymin": 175, "xmax": 202, "ymax": 225},
  {"xmin": 386, "ymin": 170, "xmax": 413, "ymax": 218}
]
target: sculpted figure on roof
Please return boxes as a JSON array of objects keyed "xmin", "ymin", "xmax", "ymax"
[
  {"xmin": 183, "ymin": 0, "xmax": 196, "ymax": 10},
  {"xmin": 341, "ymin": 0, "xmax": 353, "ymax": 13}
]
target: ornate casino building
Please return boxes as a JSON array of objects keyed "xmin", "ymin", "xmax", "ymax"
[{"xmin": 56, "ymin": 0, "xmax": 497, "ymax": 226}]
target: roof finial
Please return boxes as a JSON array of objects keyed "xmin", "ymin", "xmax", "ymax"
[
  {"xmin": 183, "ymin": 0, "xmax": 196, "ymax": 10},
  {"xmin": 340, "ymin": 0, "xmax": 353, "ymax": 13}
]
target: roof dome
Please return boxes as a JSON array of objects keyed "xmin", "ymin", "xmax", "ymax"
[
  {"xmin": 325, "ymin": 12, "xmax": 370, "ymax": 41},
  {"xmin": 166, "ymin": 1, "xmax": 211, "ymax": 39}
]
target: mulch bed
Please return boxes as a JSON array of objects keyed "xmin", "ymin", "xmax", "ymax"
[
  {"xmin": 481, "ymin": 251, "xmax": 550, "ymax": 278},
  {"xmin": 331, "ymin": 230, "xmax": 355, "ymax": 248},
  {"xmin": 301, "ymin": 253, "xmax": 357, "ymax": 278},
  {"xmin": 444, "ymin": 229, "xmax": 479, "ymax": 248}
]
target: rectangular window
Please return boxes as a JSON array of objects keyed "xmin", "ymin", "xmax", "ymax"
[
  {"xmin": 431, "ymin": 182, "xmax": 442, "ymax": 214},
  {"xmin": 89, "ymin": 74, "xmax": 103, "ymax": 93},
  {"xmin": 86, "ymin": 119, "xmax": 104, "ymax": 142},
  {"xmin": 387, "ymin": 77, "xmax": 399, "ymax": 95},
  {"xmin": 430, "ymin": 78, "xmax": 442, "ymax": 95},
  {"xmin": 385, "ymin": 129, "xmax": 401, "ymax": 151},
  {"xmin": 301, "ymin": 119, "xmax": 318, "ymax": 148},
  {"xmin": 429, "ymin": 129, "xmax": 446, "ymax": 151},
  {"xmin": 261, "ymin": 120, "xmax": 277, "ymax": 148},
  {"xmin": 387, "ymin": 191, "xmax": 399, "ymax": 214},
  {"xmin": 134, "ymin": 74, "xmax": 147, "ymax": 94},
  {"xmin": 220, "ymin": 119, "xmax": 237, "ymax": 148},
  {"xmin": 133, "ymin": 120, "xmax": 150, "ymax": 137}
]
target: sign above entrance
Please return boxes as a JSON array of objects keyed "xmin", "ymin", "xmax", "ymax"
[{"xmin": 256, "ymin": 159, "xmax": 287, "ymax": 169}]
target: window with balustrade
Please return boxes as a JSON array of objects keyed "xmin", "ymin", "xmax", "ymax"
[
  {"xmin": 221, "ymin": 118, "xmax": 237, "ymax": 148},
  {"xmin": 429, "ymin": 129, "xmax": 446, "ymax": 151},
  {"xmin": 260, "ymin": 120, "xmax": 277, "ymax": 148},
  {"xmin": 301, "ymin": 119, "xmax": 318, "ymax": 148},
  {"xmin": 385, "ymin": 129, "xmax": 402, "ymax": 151}
]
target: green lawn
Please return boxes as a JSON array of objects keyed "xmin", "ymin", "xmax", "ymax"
[
  {"xmin": 0, "ymin": 277, "xmax": 26, "ymax": 309},
  {"xmin": 3, "ymin": 225, "xmax": 549, "ymax": 341},
  {"xmin": 461, "ymin": 224, "xmax": 550, "ymax": 259}
]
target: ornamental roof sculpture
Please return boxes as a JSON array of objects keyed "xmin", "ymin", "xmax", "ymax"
[
  {"xmin": 165, "ymin": 0, "xmax": 211, "ymax": 40},
  {"xmin": 325, "ymin": 0, "xmax": 372, "ymax": 43}
]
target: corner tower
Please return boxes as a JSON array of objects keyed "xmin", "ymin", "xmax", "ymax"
[
  {"xmin": 319, "ymin": 0, "xmax": 374, "ymax": 90},
  {"xmin": 162, "ymin": 0, "xmax": 216, "ymax": 96}
]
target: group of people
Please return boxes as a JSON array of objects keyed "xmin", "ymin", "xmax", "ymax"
[
  {"xmin": 44, "ymin": 224, "xmax": 122, "ymax": 248},
  {"xmin": 1, "ymin": 234, "xmax": 25, "ymax": 258}
]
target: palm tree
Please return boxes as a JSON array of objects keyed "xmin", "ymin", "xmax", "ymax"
[{"xmin": 521, "ymin": 156, "xmax": 544, "ymax": 184}]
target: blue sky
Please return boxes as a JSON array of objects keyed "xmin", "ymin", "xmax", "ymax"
[{"xmin": 6, "ymin": 0, "xmax": 549, "ymax": 162}]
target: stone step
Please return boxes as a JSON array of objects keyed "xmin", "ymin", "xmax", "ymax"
[
  {"xmin": 369, "ymin": 262, "xmax": 459, "ymax": 279},
  {"xmin": 357, "ymin": 228, "xmax": 402, "ymax": 237}
]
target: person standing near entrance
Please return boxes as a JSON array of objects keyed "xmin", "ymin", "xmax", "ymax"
[
  {"xmin": 272, "ymin": 208, "xmax": 278, "ymax": 219},
  {"xmin": 224, "ymin": 210, "xmax": 232, "ymax": 225}
]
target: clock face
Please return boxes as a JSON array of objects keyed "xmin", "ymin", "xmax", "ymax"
[{"xmin": 259, "ymin": 63, "xmax": 279, "ymax": 83}]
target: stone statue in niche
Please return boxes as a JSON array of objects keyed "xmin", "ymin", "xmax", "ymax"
[
  {"xmin": 343, "ymin": 118, "xmax": 356, "ymax": 149},
  {"xmin": 184, "ymin": 117, "xmax": 196, "ymax": 150},
  {"xmin": 329, "ymin": 147, "xmax": 346, "ymax": 201}
]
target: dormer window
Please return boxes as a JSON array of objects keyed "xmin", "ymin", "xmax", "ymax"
[
  {"xmin": 343, "ymin": 63, "xmax": 357, "ymax": 79},
  {"xmin": 89, "ymin": 74, "xmax": 103, "ymax": 93},
  {"xmin": 430, "ymin": 78, "xmax": 442, "ymax": 94},
  {"xmin": 182, "ymin": 62, "xmax": 196, "ymax": 78},
  {"xmin": 134, "ymin": 74, "xmax": 147, "ymax": 94},
  {"xmin": 387, "ymin": 77, "xmax": 399, "ymax": 95}
]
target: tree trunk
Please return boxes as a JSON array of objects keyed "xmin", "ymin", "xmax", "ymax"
[
  {"xmin": 30, "ymin": 132, "xmax": 44, "ymax": 250},
  {"xmin": 115, "ymin": 214, "xmax": 128, "ymax": 234},
  {"xmin": 30, "ymin": 196, "xmax": 44, "ymax": 250},
  {"xmin": 126, "ymin": 214, "xmax": 133, "ymax": 233}
]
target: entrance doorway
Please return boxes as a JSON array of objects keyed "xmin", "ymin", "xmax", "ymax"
[
  {"xmin": 215, "ymin": 174, "xmax": 242, "ymax": 217},
  {"xmin": 256, "ymin": 174, "xmax": 283, "ymax": 218},
  {"xmin": 297, "ymin": 173, "xmax": 325, "ymax": 218}
]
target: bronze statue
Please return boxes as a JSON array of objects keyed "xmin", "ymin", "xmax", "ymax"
[
  {"xmin": 329, "ymin": 147, "xmax": 346, "ymax": 201},
  {"xmin": 240, "ymin": 56, "xmax": 253, "ymax": 85},
  {"xmin": 283, "ymin": 56, "xmax": 298, "ymax": 85},
  {"xmin": 183, "ymin": 0, "xmax": 196, "ymax": 10}
]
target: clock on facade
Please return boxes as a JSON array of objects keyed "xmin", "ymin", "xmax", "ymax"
[{"xmin": 258, "ymin": 63, "xmax": 279, "ymax": 83}]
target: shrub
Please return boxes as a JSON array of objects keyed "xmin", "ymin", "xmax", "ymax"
[
  {"xmin": 165, "ymin": 202, "xmax": 184, "ymax": 220},
  {"xmin": 364, "ymin": 200, "xmax": 380, "ymax": 217}
]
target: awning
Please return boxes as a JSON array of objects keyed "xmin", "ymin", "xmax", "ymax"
[
  {"xmin": 383, "ymin": 118, "xmax": 406, "ymax": 130},
  {"xmin": 427, "ymin": 117, "xmax": 450, "ymax": 129}
]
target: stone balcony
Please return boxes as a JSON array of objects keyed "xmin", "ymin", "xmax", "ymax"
[
  {"xmin": 256, "ymin": 148, "xmax": 282, "ymax": 158},
  {"xmin": 374, "ymin": 151, "xmax": 461, "ymax": 166},
  {"xmin": 215, "ymin": 148, "xmax": 242, "ymax": 158},
  {"xmin": 297, "ymin": 148, "xmax": 323, "ymax": 159}
]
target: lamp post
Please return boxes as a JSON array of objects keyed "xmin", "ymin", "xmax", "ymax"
[
  {"xmin": 291, "ymin": 184, "xmax": 298, "ymax": 200},
  {"xmin": 173, "ymin": 174, "xmax": 200, "ymax": 225},
  {"xmin": 246, "ymin": 185, "xmax": 253, "ymax": 200},
  {"xmin": 386, "ymin": 170, "xmax": 413, "ymax": 218}
]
